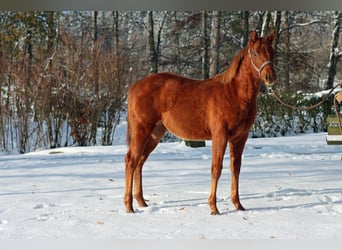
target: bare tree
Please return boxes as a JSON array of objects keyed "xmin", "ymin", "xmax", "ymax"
[
  {"xmin": 147, "ymin": 11, "xmax": 169, "ymax": 73},
  {"xmin": 201, "ymin": 11, "xmax": 209, "ymax": 79},
  {"xmin": 148, "ymin": 11, "xmax": 158, "ymax": 73},
  {"xmin": 273, "ymin": 11, "xmax": 282, "ymax": 68},
  {"xmin": 241, "ymin": 11, "xmax": 249, "ymax": 47},
  {"xmin": 261, "ymin": 11, "xmax": 271, "ymax": 37},
  {"xmin": 0, "ymin": 47, "xmax": 4, "ymax": 150},
  {"xmin": 209, "ymin": 11, "xmax": 220, "ymax": 77},
  {"xmin": 284, "ymin": 11, "xmax": 291, "ymax": 89}
]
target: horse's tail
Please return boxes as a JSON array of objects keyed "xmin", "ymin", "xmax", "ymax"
[
  {"xmin": 126, "ymin": 112, "xmax": 131, "ymax": 146},
  {"xmin": 126, "ymin": 84, "xmax": 134, "ymax": 148}
]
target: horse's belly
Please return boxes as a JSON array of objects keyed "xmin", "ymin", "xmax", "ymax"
[{"xmin": 161, "ymin": 112, "xmax": 211, "ymax": 140}]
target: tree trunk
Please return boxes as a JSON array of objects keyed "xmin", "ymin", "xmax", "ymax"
[
  {"xmin": 261, "ymin": 11, "xmax": 271, "ymax": 37},
  {"xmin": 273, "ymin": 11, "xmax": 282, "ymax": 68},
  {"xmin": 201, "ymin": 11, "xmax": 209, "ymax": 79},
  {"xmin": 89, "ymin": 11, "xmax": 99, "ymax": 146},
  {"xmin": 241, "ymin": 11, "xmax": 249, "ymax": 47},
  {"xmin": 326, "ymin": 11, "xmax": 341, "ymax": 89},
  {"xmin": 148, "ymin": 11, "xmax": 158, "ymax": 73},
  {"xmin": 209, "ymin": 10, "xmax": 220, "ymax": 77},
  {"xmin": 323, "ymin": 11, "xmax": 341, "ymax": 124},
  {"xmin": 185, "ymin": 140, "xmax": 206, "ymax": 148},
  {"xmin": 0, "ymin": 50, "xmax": 4, "ymax": 151},
  {"xmin": 92, "ymin": 11, "xmax": 99, "ymax": 94},
  {"xmin": 173, "ymin": 11, "xmax": 181, "ymax": 75},
  {"xmin": 45, "ymin": 11, "xmax": 60, "ymax": 149},
  {"xmin": 101, "ymin": 11, "xmax": 120, "ymax": 146},
  {"xmin": 284, "ymin": 11, "xmax": 290, "ymax": 89},
  {"xmin": 18, "ymin": 29, "xmax": 33, "ymax": 153}
]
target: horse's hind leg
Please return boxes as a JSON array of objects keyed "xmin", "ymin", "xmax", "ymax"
[
  {"xmin": 134, "ymin": 121, "xmax": 166, "ymax": 207},
  {"xmin": 124, "ymin": 123, "xmax": 154, "ymax": 213},
  {"xmin": 124, "ymin": 149, "xmax": 136, "ymax": 213}
]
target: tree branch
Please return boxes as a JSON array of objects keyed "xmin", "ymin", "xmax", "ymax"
[
  {"xmin": 279, "ymin": 20, "xmax": 328, "ymax": 34},
  {"xmin": 338, "ymin": 51, "xmax": 342, "ymax": 59}
]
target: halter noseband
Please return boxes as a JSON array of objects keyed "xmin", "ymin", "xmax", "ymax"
[{"xmin": 248, "ymin": 48, "xmax": 273, "ymax": 78}]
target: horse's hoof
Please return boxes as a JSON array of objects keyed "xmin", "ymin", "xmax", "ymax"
[
  {"xmin": 137, "ymin": 198, "xmax": 148, "ymax": 208},
  {"xmin": 138, "ymin": 202, "xmax": 148, "ymax": 208},
  {"xmin": 210, "ymin": 210, "xmax": 220, "ymax": 215},
  {"xmin": 125, "ymin": 206, "xmax": 135, "ymax": 213},
  {"xmin": 236, "ymin": 205, "xmax": 245, "ymax": 211}
]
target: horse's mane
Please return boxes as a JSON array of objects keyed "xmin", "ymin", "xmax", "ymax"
[{"xmin": 212, "ymin": 47, "xmax": 247, "ymax": 84}]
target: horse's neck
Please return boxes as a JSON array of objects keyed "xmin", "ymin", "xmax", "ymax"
[
  {"xmin": 225, "ymin": 62, "xmax": 261, "ymax": 105},
  {"xmin": 214, "ymin": 48, "xmax": 261, "ymax": 104}
]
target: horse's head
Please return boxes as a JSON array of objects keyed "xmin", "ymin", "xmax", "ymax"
[{"xmin": 247, "ymin": 30, "xmax": 276, "ymax": 87}]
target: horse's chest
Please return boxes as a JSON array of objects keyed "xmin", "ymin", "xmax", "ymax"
[{"xmin": 226, "ymin": 106, "xmax": 256, "ymax": 134}]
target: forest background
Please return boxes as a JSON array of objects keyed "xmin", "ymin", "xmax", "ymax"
[{"xmin": 0, "ymin": 11, "xmax": 341, "ymax": 153}]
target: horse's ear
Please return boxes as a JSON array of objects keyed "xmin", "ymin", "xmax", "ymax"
[
  {"xmin": 249, "ymin": 30, "xmax": 258, "ymax": 44},
  {"xmin": 268, "ymin": 30, "xmax": 276, "ymax": 43}
]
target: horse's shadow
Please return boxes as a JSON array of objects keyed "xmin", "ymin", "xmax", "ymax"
[
  {"xmin": 234, "ymin": 187, "xmax": 342, "ymax": 214},
  {"xmin": 140, "ymin": 187, "xmax": 342, "ymax": 215}
]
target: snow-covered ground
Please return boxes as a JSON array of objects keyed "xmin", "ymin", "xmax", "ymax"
[{"xmin": 0, "ymin": 122, "xmax": 341, "ymax": 239}]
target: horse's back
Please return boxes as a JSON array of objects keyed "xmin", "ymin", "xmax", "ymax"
[
  {"xmin": 128, "ymin": 72, "xmax": 202, "ymax": 113},
  {"xmin": 129, "ymin": 72, "xmax": 198, "ymax": 95}
]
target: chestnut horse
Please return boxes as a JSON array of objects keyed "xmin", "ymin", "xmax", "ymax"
[{"xmin": 124, "ymin": 30, "xmax": 276, "ymax": 215}]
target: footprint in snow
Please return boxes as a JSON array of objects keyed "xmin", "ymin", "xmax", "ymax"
[
  {"xmin": 35, "ymin": 213, "xmax": 54, "ymax": 221},
  {"xmin": 33, "ymin": 203, "xmax": 56, "ymax": 209}
]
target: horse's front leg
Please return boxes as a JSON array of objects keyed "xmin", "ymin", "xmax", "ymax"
[
  {"xmin": 124, "ymin": 124, "xmax": 154, "ymax": 213},
  {"xmin": 229, "ymin": 133, "xmax": 248, "ymax": 211},
  {"xmin": 208, "ymin": 136, "xmax": 228, "ymax": 215}
]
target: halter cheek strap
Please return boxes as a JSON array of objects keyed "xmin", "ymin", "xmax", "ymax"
[{"xmin": 248, "ymin": 48, "xmax": 273, "ymax": 78}]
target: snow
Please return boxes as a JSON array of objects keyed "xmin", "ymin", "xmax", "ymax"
[{"xmin": 0, "ymin": 121, "xmax": 341, "ymax": 239}]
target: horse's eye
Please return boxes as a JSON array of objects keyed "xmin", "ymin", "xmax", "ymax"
[{"xmin": 253, "ymin": 52, "xmax": 258, "ymax": 57}]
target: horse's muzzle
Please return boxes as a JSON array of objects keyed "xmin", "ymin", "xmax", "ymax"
[{"xmin": 261, "ymin": 65, "xmax": 276, "ymax": 87}]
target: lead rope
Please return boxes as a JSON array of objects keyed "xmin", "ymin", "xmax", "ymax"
[{"xmin": 268, "ymin": 83, "xmax": 342, "ymax": 134}]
